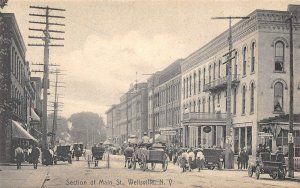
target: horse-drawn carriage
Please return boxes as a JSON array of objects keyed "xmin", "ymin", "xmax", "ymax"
[
  {"xmin": 248, "ymin": 152, "xmax": 286, "ymax": 180},
  {"xmin": 73, "ymin": 143, "xmax": 84, "ymax": 161},
  {"xmin": 132, "ymin": 143, "xmax": 168, "ymax": 172},
  {"xmin": 88, "ymin": 146, "xmax": 106, "ymax": 168},
  {"xmin": 54, "ymin": 145, "xmax": 72, "ymax": 164}
]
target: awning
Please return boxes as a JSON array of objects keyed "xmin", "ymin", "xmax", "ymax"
[
  {"xmin": 30, "ymin": 108, "xmax": 40, "ymax": 122},
  {"xmin": 12, "ymin": 120, "xmax": 38, "ymax": 142}
]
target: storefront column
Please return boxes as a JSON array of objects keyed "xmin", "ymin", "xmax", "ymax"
[
  {"xmin": 245, "ymin": 127, "xmax": 248, "ymax": 150},
  {"xmin": 238, "ymin": 128, "xmax": 241, "ymax": 151}
]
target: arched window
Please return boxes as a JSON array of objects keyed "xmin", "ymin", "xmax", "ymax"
[
  {"xmin": 251, "ymin": 42, "xmax": 255, "ymax": 73},
  {"xmin": 243, "ymin": 47, "xmax": 247, "ymax": 76},
  {"xmin": 274, "ymin": 82, "xmax": 283, "ymax": 112},
  {"xmin": 198, "ymin": 99, "xmax": 201, "ymax": 112},
  {"xmin": 275, "ymin": 41, "xmax": 284, "ymax": 71},
  {"xmin": 213, "ymin": 62, "xmax": 216, "ymax": 80},
  {"xmin": 203, "ymin": 68, "xmax": 206, "ymax": 87},
  {"xmin": 242, "ymin": 85, "xmax": 246, "ymax": 114},
  {"xmin": 189, "ymin": 75, "xmax": 192, "ymax": 96},
  {"xmin": 250, "ymin": 82, "xmax": 255, "ymax": 113}
]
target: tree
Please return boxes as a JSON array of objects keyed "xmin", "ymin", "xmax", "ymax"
[{"xmin": 68, "ymin": 112, "xmax": 106, "ymax": 147}]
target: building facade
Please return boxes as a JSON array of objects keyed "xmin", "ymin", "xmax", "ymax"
[
  {"xmin": 0, "ymin": 13, "xmax": 39, "ymax": 162},
  {"xmin": 181, "ymin": 6, "xmax": 300, "ymax": 157},
  {"xmin": 106, "ymin": 83, "xmax": 148, "ymax": 145},
  {"xmin": 147, "ymin": 60, "xmax": 182, "ymax": 146}
]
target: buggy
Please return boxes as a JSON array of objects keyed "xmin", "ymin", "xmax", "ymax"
[
  {"xmin": 54, "ymin": 145, "xmax": 72, "ymax": 164},
  {"xmin": 73, "ymin": 143, "xmax": 84, "ymax": 161},
  {"xmin": 203, "ymin": 148, "xmax": 224, "ymax": 170},
  {"xmin": 88, "ymin": 146, "xmax": 106, "ymax": 168}
]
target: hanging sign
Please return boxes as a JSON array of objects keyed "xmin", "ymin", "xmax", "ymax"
[
  {"xmin": 288, "ymin": 133, "xmax": 294, "ymax": 143},
  {"xmin": 203, "ymin": 126, "xmax": 212, "ymax": 133}
]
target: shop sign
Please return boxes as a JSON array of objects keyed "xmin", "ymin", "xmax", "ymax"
[
  {"xmin": 203, "ymin": 126, "xmax": 211, "ymax": 133},
  {"xmin": 162, "ymin": 130, "xmax": 176, "ymax": 135},
  {"xmin": 288, "ymin": 133, "xmax": 294, "ymax": 143}
]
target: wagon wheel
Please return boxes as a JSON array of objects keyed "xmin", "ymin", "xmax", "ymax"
[
  {"xmin": 248, "ymin": 166, "xmax": 253, "ymax": 177},
  {"xmin": 255, "ymin": 166, "xmax": 260, "ymax": 179},
  {"xmin": 162, "ymin": 159, "xmax": 168, "ymax": 172},
  {"xmin": 151, "ymin": 163, "xmax": 156, "ymax": 170},
  {"xmin": 271, "ymin": 171, "xmax": 278, "ymax": 179},
  {"xmin": 141, "ymin": 154, "xmax": 147, "ymax": 171}
]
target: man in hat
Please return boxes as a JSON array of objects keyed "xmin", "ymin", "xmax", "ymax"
[
  {"xmin": 31, "ymin": 144, "xmax": 40, "ymax": 169},
  {"xmin": 141, "ymin": 132, "xmax": 150, "ymax": 144},
  {"xmin": 14, "ymin": 144, "xmax": 24, "ymax": 170},
  {"xmin": 196, "ymin": 148, "xmax": 205, "ymax": 171}
]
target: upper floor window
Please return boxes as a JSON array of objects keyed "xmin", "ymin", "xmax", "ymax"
[
  {"xmin": 203, "ymin": 68, "xmax": 206, "ymax": 88},
  {"xmin": 275, "ymin": 41, "xmax": 284, "ymax": 71},
  {"xmin": 189, "ymin": 75, "xmax": 192, "ymax": 96},
  {"xmin": 198, "ymin": 70, "xmax": 201, "ymax": 93},
  {"xmin": 202, "ymin": 98, "xmax": 206, "ymax": 112},
  {"xmin": 198, "ymin": 99, "xmax": 201, "ymax": 112},
  {"xmin": 242, "ymin": 85, "xmax": 246, "ymax": 114},
  {"xmin": 250, "ymin": 82, "xmax": 254, "ymax": 113},
  {"xmin": 213, "ymin": 62, "xmax": 216, "ymax": 80},
  {"xmin": 218, "ymin": 60, "xmax": 221, "ymax": 78},
  {"xmin": 251, "ymin": 42, "xmax": 255, "ymax": 73},
  {"xmin": 233, "ymin": 88, "xmax": 237, "ymax": 115},
  {"xmin": 274, "ymin": 82, "xmax": 283, "ymax": 112},
  {"xmin": 183, "ymin": 78, "xmax": 186, "ymax": 99},
  {"xmin": 243, "ymin": 47, "xmax": 247, "ymax": 76},
  {"xmin": 194, "ymin": 72, "xmax": 197, "ymax": 95},
  {"xmin": 209, "ymin": 65, "xmax": 212, "ymax": 83}
]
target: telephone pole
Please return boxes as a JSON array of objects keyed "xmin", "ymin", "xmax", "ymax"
[
  {"xmin": 212, "ymin": 16, "xmax": 249, "ymax": 169},
  {"xmin": 28, "ymin": 6, "xmax": 65, "ymax": 150}
]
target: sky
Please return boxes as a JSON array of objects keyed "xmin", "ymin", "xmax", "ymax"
[{"xmin": 2, "ymin": 0, "xmax": 300, "ymax": 121}]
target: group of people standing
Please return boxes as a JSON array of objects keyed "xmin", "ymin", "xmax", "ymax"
[
  {"xmin": 237, "ymin": 147, "xmax": 249, "ymax": 169},
  {"xmin": 14, "ymin": 144, "xmax": 41, "ymax": 169}
]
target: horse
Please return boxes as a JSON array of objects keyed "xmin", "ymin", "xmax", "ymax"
[{"xmin": 124, "ymin": 146, "xmax": 134, "ymax": 168}]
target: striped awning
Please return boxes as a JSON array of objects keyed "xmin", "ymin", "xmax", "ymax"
[{"xmin": 12, "ymin": 120, "xmax": 37, "ymax": 142}]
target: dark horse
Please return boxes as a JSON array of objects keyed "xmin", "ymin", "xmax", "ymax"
[{"xmin": 124, "ymin": 146, "xmax": 134, "ymax": 168}]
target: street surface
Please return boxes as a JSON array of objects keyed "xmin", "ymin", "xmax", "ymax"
[{"xmin": 41, "ymin": 154, "xmax": 299, "ymax": 188}]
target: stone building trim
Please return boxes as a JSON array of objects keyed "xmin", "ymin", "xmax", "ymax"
[
  {"xmin": 271, "ymin": 78, "xmax": 288, "ymax": 90},
  {"xmin": 271, "ymin": 37, "xmax": 289, "ymax": 48}
]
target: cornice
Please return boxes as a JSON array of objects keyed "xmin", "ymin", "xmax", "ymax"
[{"xmin": 181, "ymin": 9, "xmax": 300, "ymax": 73}]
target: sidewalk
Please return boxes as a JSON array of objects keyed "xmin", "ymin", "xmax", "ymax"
[{"xmin": 0, "ymin": 163, "xmax": 49, "ymax": 188}]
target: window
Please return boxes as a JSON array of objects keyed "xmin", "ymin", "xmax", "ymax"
[
  {"xmin": 233, "ymin": 88, "xmax": 237, "ymax": 115},
  {"xmin": 234, "ymin": 51, "xmax": 238, "ymax": 78},
  {"xmin": 250, "ymin": 83, "xmax": 254, "ymax": 113},
  {"xmin": 275, "ymin": 41, "xmax": 284, "ymax": 71},
  {"xmin": 274, "ymin": 82, "xmax": 283, "ymax": 112},
  {"xmin": 198, "ymin": 99, "xmax": 201, "ymax": 112},
  {"xmin": 213, "ymin": 62, "xmax": 216, "ymax": 80},
  {"xmin": 198, "ymin": 70, "xmax": 201, "ymax": 92},
  {"xmin": 209, "ymin": 65, "xmax": 211, "ymax": 83},
  {"xmin": 242, "ymin": 85, "xmax": 246, "ymax": 114},
  {"xmin": 194, "ymin": 72, "xmax": 196, "ymax": 95},
  {"xmin": 186, "ymin": 77, "xmax": 189, "ymax": 98},
  {"xmin": 203, "ymin": 68, "xmax": 206, "ymax": 88},
  {"xmin": 189, "ymin": 75, "xmax": 192, "ymax": 96},
  {"xmin": 193, "ymin": 100, "xmax": 196, "ymax": 112},
  {"xmin": 208, "ymin": 96, "xmax": 211, "ymax": 113},
  {"xmin": 218, "ymin": 60, "xmax": 221, "ymax": 78},
  {"xmin": 243, "ymin": 47, "xmax": 247, "ymax": 75},
  {"xmin": 251, "ymin": 42, "xmax": 255, "ymax": 73},
  {"xmin": 183, "ymin": 79, "xmax": 186, "ymax": 99},
  {"xmin": 202, "ymin": 98, "xmax": 205, "ymax": 112}
]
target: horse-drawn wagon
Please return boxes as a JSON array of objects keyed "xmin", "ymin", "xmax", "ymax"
[
  {"xmin": 132, "ymin": 144, "xmax": 168, "ymax": 172},
  {"xmin": 248, "ymin": 152, "xmax": 286, "ymax": 180}
]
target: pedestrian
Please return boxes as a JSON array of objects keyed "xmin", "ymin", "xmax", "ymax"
[
  {"xmin": 168, "ymin": 146, "xmax": 173, "ymax": 162},
  {"xmin": 237, "ymin": 148, "xmax": 242, "ymax": 169},
  {"xmin": 181, "ymin": 149, "xmax": 189, "ymax": 172},
  {"xmin": 27, "ymin": 145, "xmax": 33, "ymax": 164},
  {"xmin": 31, "ymin": 145, "xmax": 40, "ymax": 169},
  {"xmin": 196, "ymin": 148, "xmax": 205, "ymax": 171},
  {"xmin": 240, "ymin": 148, "xmax": 246, "ymax": 169},
  {"xmin": 188, "ymin": 149, "xmax": 195, "ymax": 171},
  {"xmin": 243, "ymin": 147, "xmax": 249, "ymax": 169},
  {"xmin": 14, "ymin": 145, "xmax": 24, "ymax": 170}
]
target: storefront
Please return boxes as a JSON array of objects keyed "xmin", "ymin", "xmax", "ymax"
[
  {"xmin": 233, "ymin": 123, "xmax": 253, "ymax": 155},
  {"xmin": 159, "ymin": 126, "xmax": 182, "ymax": 146}
]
